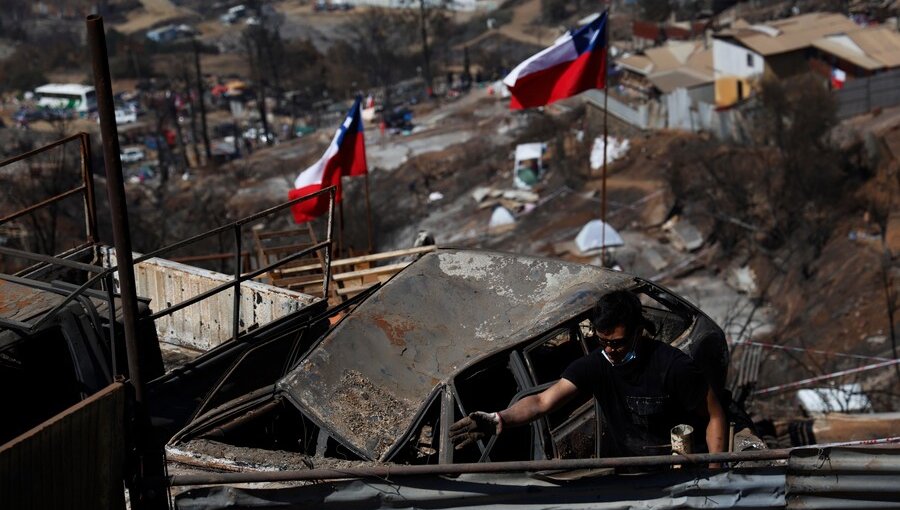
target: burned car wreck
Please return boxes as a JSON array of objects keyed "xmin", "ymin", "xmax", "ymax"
[{"xmin": 171, "ymin": 249, "xmax": 732, "ymax": 466}]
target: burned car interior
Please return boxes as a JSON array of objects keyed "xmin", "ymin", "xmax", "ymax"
[{"xmin": 169, "ymin": 250, "xmax": 730, "ymax": 466}]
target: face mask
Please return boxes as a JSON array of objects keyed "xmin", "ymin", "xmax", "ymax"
[{"xmin": 601, "ymin": 348, "xmax": 637, "ymax": 366}]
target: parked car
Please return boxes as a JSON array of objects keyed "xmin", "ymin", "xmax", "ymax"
[
  {"xmin": 116, "ymin": 108, "xmax": 137, "ymax": 125},
  {"xmin": 170, "ymin": 250, "xmax": 733, "ymax": 465},
  {"xmin": 120, "ymin": 146, "xmax": 145, "ymax": 163}
]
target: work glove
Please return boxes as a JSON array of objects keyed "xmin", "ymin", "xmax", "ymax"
[{"xmin": 449, "ymin": 411, "xmax": 503, "ymax": 449}]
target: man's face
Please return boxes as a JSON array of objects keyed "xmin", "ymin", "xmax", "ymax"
[{"xmin": 596, "ymin": 324, "xmax": 634, "ymax": 364}]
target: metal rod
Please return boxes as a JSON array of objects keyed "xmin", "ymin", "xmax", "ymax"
[
  {"xmin": 364, "ymin": 172, "xmax": 374, "ymax": 253},
  {"xmin": 129, "ymin": 186, "xmax": 336, "ymax": 266},
  {"xmin": 170, "ymin": 449, "xmax": 790, "ymax": 487},
  {"xmin": 80, "ymin": 132, "xmax": 99, "ymax": 244},
  {"xmin": 104, "ymin": 273, "xmax": 119, "ymax": 377},
  {"xmin": 232, "ymin": 225, "xmax": 242, "ymax": 342},
  {"xmin": 600, "ymin": 7, "xmax": 610, "ymax": 267},
  {"xmin": 87, "ymin": 14, "xmax": 144, "ymax": 404},
  {"xmin": 0, "ymin": 246, "xmax": 105, "ymax": 273},
  {"xmin": 0, "ymin": 186, "xmax": 86, "ymax": 225},
  {"xmin": 323, "ymin": 187, "xmax": 335, "ymax": 298},
  {"xmin": 168, "ymin": 439, "xmax": 900, "ymax": 487},
  {"xmin": 0, "ymin": 132, "xmax": 86, "ymax": 168}
]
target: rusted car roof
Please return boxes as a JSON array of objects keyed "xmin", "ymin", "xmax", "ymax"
[{"xmin": 277, "ymin": 249, "xmax": 633, "ymax": 460}]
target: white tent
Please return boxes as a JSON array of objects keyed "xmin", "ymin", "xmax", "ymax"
[
  {"xmin": 575, "ymin": 220, "xmax": 624, "ymax": 254},
  {"xmin": 489, "ymin": 206, "xmax": 516, "ymax": 228}
]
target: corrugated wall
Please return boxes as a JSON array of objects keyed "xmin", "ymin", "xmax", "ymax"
[
  {"xmin": 103, "ymin": 248, "xmax": 319, "ymax": 351},
  {"xmin": 130, "ymin": 256, "xmax": 319, "ymax": 351},
  {"xmin": 836, "ymin": 68, "xmax": 900, "ymax": 119},
  {"xmin": 0, "ymin": 383, "xmax": 126, "ymax": 510},
  {"xmin": 787, "ymin": 447, "xmax": 900, "ymax": 509}
]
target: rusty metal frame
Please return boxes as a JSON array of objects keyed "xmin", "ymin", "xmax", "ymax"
[
  {"xmin": 0, "ymin": 183, "xmax": 336, "ymax": 344},
  {"xmin": 0, "ymin": 132, "xmax": 99, "ymax": 255}
]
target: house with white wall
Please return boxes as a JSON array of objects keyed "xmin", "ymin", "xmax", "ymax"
[{"xmin": 712, "ymin": 13, "xmax": 858, "ymax": 107}]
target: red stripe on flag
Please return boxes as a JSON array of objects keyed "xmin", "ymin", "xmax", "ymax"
[
  {"xmin": 509, "ymin": 48, "xmax": 606, "ymax": 110},
  {"xmin": 289, "ymin": 156, "xmax": 346, "ymax": 223}
]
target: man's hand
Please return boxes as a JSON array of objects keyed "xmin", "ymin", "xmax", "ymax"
[{"xmin": 449, "ymin": 411, "xmax": 502, "ymax": 449}]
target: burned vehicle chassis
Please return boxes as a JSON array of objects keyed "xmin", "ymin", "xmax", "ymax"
[{"xmin": 172, "ymin": 250, "xmax": 730, "ymax": 467}]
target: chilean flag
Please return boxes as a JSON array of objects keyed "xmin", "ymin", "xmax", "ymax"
[
  {"xmin": 504, "ymin": 12, "xmax": 607, "ymax": 110},
  {"xmin": 289, "ymin": 97, "xmax": 367, "ymax": 223}
]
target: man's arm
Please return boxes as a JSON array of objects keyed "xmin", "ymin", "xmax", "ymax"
[
  {"xmin": 704, "ymin": 387, "xmax": 727, "ymax": 455},
  {"xmin": 449, "ymin": 378, "xmax": 580, "ymax": 449},
  {"xmin": 498, "ymin": 378, "xmax": 580, "ymax": 426}
]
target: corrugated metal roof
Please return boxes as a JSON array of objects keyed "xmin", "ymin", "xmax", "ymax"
[
  {"xmin": 648, "ymin": 68, "xmax": 713, "ymax": 93},
  {"xmin": 848, "ymin": 27, "xmax": 900, "ymax": 68},
  {"xmin": 618, "ymin": 54, "xmax": 653, "ymax": 75},
  {"xmin": 717, "ymin": 12, "xmax": 859, "ymax": 56},
  {"xmin": 812, "ymin": 37, "xmax": 884, "ymax": 70},
  {"xmin": 644, "ymin": 46, "xmax": 683, "ymax": 72}
]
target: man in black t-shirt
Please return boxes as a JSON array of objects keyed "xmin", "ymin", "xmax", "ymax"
[{"xmin": 450, "ymin": 290, "xmax": 727, "ymax": 458}]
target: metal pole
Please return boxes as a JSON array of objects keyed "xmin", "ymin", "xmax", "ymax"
[
  {"xmin": 600, "ymin": 7, "xmax": 610, "ymax": 267},
  {"xmin": 170, "ymin": 448, "xmax": 791, "ymax": 486},
  {"xmin": 88, "ymin": 15, "xmax": 168, "ymax": 510},
  {"xmin": 233, "ymin": 225, "xmax": 242, "ymax": 342},
  {"xmin": 193, "ymin": 38, "xmax": 212, "ymax": 162},
  {"xmin": 86, "ymin": 14, "xmax": 145, "ymax": 404},
  {"xmin": 79, "ymin": 132, "xmax": 99, "ymax": 244},
  {"xmin": 418, "ymin": 0, "xmax": 433, "ymax": 96},
  {"xmin": 168, "ymin": 439, "xmax": 900, "ymax": 487},
  {"xmin": 364, "ymin": 173, "xmax": 374, "ymax": 253}
]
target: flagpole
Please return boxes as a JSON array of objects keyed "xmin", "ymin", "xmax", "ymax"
[
  {"xmin": 364, "ymin": 173, "xmax": 374, "ymax": 254},
  {"xmin": 601, "ymin": 6, "xmax": 610, "ymax": 268},
  {"xmin": 338, "ymin": 195, "xmax": 346, "ymax": 257}
]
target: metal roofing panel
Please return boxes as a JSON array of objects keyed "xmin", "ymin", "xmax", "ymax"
[
  {"xmin": 277, "ymin": 249, "xmax": 633, "ymax": 460},
  {"xmin": 812, "ymin": 38, "xmax": 884, "ymax": 70},
  {"xmin": 848, "ymin": 27, "xmax": 900, "ymax": 68},
  {"xmin": 648, "ymin": 68, "xmax": 713, "ymax": 93},
  {"xmin": 618, "ymin": 54, "xmax": 654, "ymax": 75},
  {"xmin": 644, "ymin": 46, "xmax": 682, "ymax": 72},
  {"xmin": 720, "ymin": 13, "xmax": 859, "ymax": 56}
]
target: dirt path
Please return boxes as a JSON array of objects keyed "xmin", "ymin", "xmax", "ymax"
[{"xmin": 114, "ymin": 0, "xmax": 194, "ymax": 34}]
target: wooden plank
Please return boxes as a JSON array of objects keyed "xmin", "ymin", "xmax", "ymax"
[
  {"xmin": 273, "ymin": 275, "xmax": 326, "ymax": 287},
  {"xmin": 280, "ymin": 245, "xmax": 436, "ymax": 275},
  {"xmin": 336, "ymin": 282, "xmax": 378, "ymax": 296},
  {"xmin": 332, "ymin": 262, "xmax": 409, "ymax": 282}
]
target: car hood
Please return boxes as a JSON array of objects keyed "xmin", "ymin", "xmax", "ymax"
[{"xmin": 276, "ymin": 249, "xmax": 633, "ymax": 460}]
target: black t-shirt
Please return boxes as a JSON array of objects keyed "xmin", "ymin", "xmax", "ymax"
[{"xmin": 561, "ymin": 338, "xmax": 709, "ymax": 457}]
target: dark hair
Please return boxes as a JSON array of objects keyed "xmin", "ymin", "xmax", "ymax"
[{"xmin": 592, "ymin": 290, "xmax": 643, "ymax": 336}]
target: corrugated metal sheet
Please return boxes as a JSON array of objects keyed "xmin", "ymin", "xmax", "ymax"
[
  {"xmin": 0, "ymin": 383, "xmax": 125, "ymax": 510},
  {"xmin": 104, "ymin": 248, "xmax": 318, "ymax": 351},
  {"xmin": 835, "ymin": 68, "xmax": 900, "ymax": 119},
  {"xmin": 786, "ymin": 447, "xmax": 900, "ymax": 509},
  {"xmin": 176, "ymin": 469, "xmax": 787, "ymax": 509}
]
